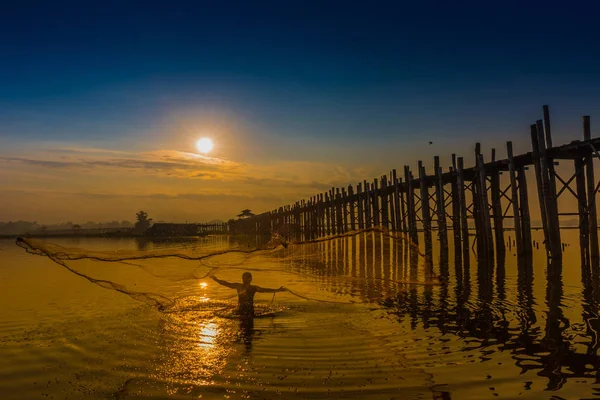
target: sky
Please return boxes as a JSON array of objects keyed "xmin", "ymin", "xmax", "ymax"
[{"xmin": 1, "ymin": 0, "xmax": 600, "ymax": 223}]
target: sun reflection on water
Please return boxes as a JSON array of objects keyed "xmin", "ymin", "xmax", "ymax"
[
  {"xmin": 154, "ymin": 304, "xmax": 237, "ymax": 394},
  {"xmin": 198, "ymin": 321, "xmax": 218, "ymax": 349}
]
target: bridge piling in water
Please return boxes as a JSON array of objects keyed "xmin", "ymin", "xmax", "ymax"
[{"xmin": 230, "ymin": 106, "xmax": 599, "ymax": 268}]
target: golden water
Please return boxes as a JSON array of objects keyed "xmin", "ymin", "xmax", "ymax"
[{"xmin": 0, "ymin": 230, "xmax": 597, "ymax": 399}]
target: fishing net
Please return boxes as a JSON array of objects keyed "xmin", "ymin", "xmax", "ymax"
[{"xmin": 15, "ymin": 228, "xmax": 440, "ymax": 316}]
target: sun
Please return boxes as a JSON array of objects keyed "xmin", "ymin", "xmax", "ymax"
[{"xmin": 196, "ymin": 137, "xmax": 213, "ymax": 154}]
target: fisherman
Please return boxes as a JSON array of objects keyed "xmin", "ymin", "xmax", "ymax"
[{"xmin": 210, "ymin": 272, "xmax": 286, "ymax": 317}]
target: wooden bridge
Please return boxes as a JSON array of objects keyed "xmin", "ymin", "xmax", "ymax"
[
  {"xmin": 145, "ymin": 222, "xmax": 228, "ymax": 237},
  {"xmin": 230, "ymin": 106, "xmax": 600, "ymax": 267}
]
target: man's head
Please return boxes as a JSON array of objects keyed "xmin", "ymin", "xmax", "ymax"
[{"xmin": 242, "ymin": 272, "xmax": 253, "ymax": 284}]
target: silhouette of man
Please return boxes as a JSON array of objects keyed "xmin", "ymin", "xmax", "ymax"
[{"xmin": 210, "ymin": 272, "xmax": 286, "ymax": 317}]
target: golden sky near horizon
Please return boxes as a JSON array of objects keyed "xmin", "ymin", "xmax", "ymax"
[
  {"xmin": 0, "ymin": 143, "xmax": 385, "ymax": 223},
  {"xmin": 0, "ymin": 137, "xmax": 590, "ymax": 225},
  {"xmin": 0, "ymin": 105, "xmax": 593, "ymax": 225}
]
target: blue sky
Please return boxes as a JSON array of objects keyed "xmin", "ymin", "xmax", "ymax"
[{"xmin": 1, "ymin": 1, "xmax": 599, "ymax": 222}]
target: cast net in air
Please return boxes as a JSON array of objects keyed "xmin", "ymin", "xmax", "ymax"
[{"xmin": 15, "ymin": 228, "xmax": 440, "ymax": 316}]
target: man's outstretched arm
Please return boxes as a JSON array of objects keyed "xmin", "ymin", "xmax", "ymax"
[
  {"xmin": 210, "ymin": 275, "xmax": 237, "ymax": 289},
  {"xmin": 255, "ymin": 285, "xmax": 287, "ymax": 293}
]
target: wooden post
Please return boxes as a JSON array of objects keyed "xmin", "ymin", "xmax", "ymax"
[
  {"xmin": 301, "ymin": 200, "xmax": 307, "ymax": 240},
  {"xmin": 348, "ymin": 185, "xmax": 356, "ymax": 231},
  {"xmin": 325, "ymin": 192, "xmax": 331, "ymax": 236},
  {"xmin": 475, "ymin": 148, "xmax": 494, "ymax": 260},
  {"xmin": 536, "ymin": 120, "xmax": 562, "ymax": 260},
  {"xmin": 380, "ymin": 175, "xmax": 389, "ymax": 229},
  {"xmin": 320, "ymin": 193, "xmax": 326, "ymax": 237},
  {"xmin": 313, "ymin": 196, "xmax": 319, "ymax": 239},
  {"xmin": 471, "ymin": 168, "xmax": 482, "ymax": 257},
  {"xmin": 543, "ymin": 105, "xmax": 553, "ymax": 148},
  {"xmin": 357, "ymin": 184, "xmax": 364, "ymax": 230},
  {"xmin": 404, "ymin": 166, "xmax": 418, "ymax": 245},
  {"xmin": 310, "ymin": 198, "xmax": 315, "ymax": 239},
  {"xmin": 372, "ymin": 178, "xmax": 380, "ymax": 227},
  {"xmin": 507, "ymin": 142, "xmax": 523, "ymax": 256},
  {"xmin": 450, "ymin": 163, "xmax": 462, "ymax": 265},
  {"xmin": 364, "ymin": 180, "xmax": 372, "ymax": 229},
  {"xmin": 313, "ymin": 198, "xmax": 318, "ymax": 240},
  {"xmin": 388, "ymin": 172, "xmax": 396, "ymax": 231},
  {"xmin": 399, "ymin": 178, "xmax": 408, "ymax": 233},
  {"xmin": 575, "ymin": 155, "xmax": 590, "ymax": 266},
  {"xmin": 393, "ymin": 170, "xmax": 401, "ymax": 231},
  {"xmin": 336, "ymin": 188, "xmax": 343, "ymax": 234},
  {"xmin": 517, "ymin": 168, "xmax": 532, "ymax": 255},
  {"xmin": 584, "ymin": 116, "xmax": 600, "ymax": 266},
  {"xmin": 457, "ymin": 157, "xmax": 470, "ymax": 268},
  {"xmin": 328, "ymin": 188, "xmax": 335, "ymax": 235},
  {"xmin": 531, "ymin": 124, "xmax": 550, "ymax": 252},
  {"xmin": 490, "ymin": 167, "xmax": 505, "ymax": 255},
  {"xmin": 341, "ymin": 187, "xmax": 348, "ymax": 233},
  {"xmin": 419, "ymin": 161, "xmax": 433, "ymax": 262},
  {"xmin": 309, "ymin": 198, "xmax": 313, "ymax": 238},
  {"xmin": 434, "ymin": 156, "xmax": 448, "ymax": 252}
]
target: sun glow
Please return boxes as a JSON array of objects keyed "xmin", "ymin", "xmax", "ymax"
[{"xmin": 196, "ymin": 138, "xmax": 213, "ymax": 154}]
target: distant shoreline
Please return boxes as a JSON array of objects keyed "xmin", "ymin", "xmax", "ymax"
[
  {"xmin": 0, "ymin": 226, "xmax": 587, "ymax": 240},
  {"xmin": 0, "ymin": 231, "xmax": 139, "ymax": 240}
]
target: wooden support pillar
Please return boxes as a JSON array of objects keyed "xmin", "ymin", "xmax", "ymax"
[
  {"xmin": 457, "ymin": 157, "xmax": 470, "ymax": 268},
  {"xmin": 316, "ymin": 194, "xmax": 322, "ymax": 237},
  {"xmin": 490, "ymin": 168, "xmax": 505, "ymax": 255},
  {"xmin": 517, "ymin": 168, "xmax": 532, "ymax": 255},
  {"xmin": 329, "ymin": 188, "xmax": 336, "ymax": 235},
  {"xmin": 399, "ymin": 178, "xmax": 408, "ymax": 233},
  {"xmin": 543, "ymin": 105, "xmax": 553, "ymax": 148},
  {"xmin": 357, "ymin": 184, "xmax": 364, "ymax": 230},
  {"xmin": 321, "ymin": 193, "xmax": 327, "ymax": 237},
  {"xmin": 306, "ymin": 199, "xmax": 311, "ymax": 240},
  {"xmin": 471, "ymin": 172, "xmax": 482, "ymax": 257},
  {"xmin": 348, "ymin": 185, "xmax": 356, "ymax": 231},
  {"xmin": 535, "ymin": 120, "xmax": 562, "ymax": 260},
  {"xmin": 531, "ymin": 124, "xmax": 550, "ymax": 252},
  {"xmin": 341, "ymin": 188, "xmax": 348, "ymax": 233},
  {"xmin": 294, "ymin": 200, "xmax": 308, "ymax": 241},
  {"xmin": 507, "ymin": 141, "xmax": 523, "ymax": 256},
  {"xmin": 372, "ymin": 178, "xmax": 380, "ymax": 227},
  {"xmin": 575, "ymin": 155, "xmax": 590, "ymax": 266},
  {"xmin": 434, "ymin": 156, "xmax": 448, "ymax": 252},
  {"xmin": 313, "ymin": 197, "xmax": 318, "ymax": 240},
  {"xmin": 308, "ymin": 200, "xmax": 312, "ymax": 240},
  {"xmin": 388, "ymin": 172, "xmax": 396, "ymax": 231},
  {"xmin": 381, "ymin": 175, "xmax": 389, "ymax": 229},
  {"xmin": 393, "ymin": 170, "xmax": 401, "ymax": 232},
  {"xmin": 450, "ymin": 162, "xmax": 462, "ymax": 265},
  {"xmin": 297, "ymin": 201, "xmax": 302, "ymax": 240},
  {"xmin": 404, "ymin": 166, "xmax": 418, "ymax": 245},
  {"xmin": 336, "ymin": 188, "xmax": 343, "ymax": 234},
  {"xmin": 364, "ymin": 180, "xmax": 372, "ymax": 229},
  {"xmin": 302, "ymin": 200, "xmax": 307, "ymax": 240},
  {"xmin": 584, "ymin": 116, "xmax": 600, "ymax": 266},
  {"xmin": 543, "ymin": 107, "xmax": 561, "ymax": 246},
  {"xmin": 475, "ymin": 146, "xmax": 494, "ymax": 260},
  {"xmin": 313, "ymin": 197, "xmax": 318, "ymax": 239},
  {"xmin": 419, "ymin": 161, "xmax": 433, "ymax": 262},
  {"xmin": 325, "ymin": 192, "xmax": 332, "ymax": 236}
]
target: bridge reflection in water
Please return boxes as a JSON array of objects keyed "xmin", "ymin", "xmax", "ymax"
[{"xmin": 273, "ymin": 229, "xmax": 600, "ymax": 394}]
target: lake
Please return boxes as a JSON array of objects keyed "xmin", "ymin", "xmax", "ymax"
[{"xmin": 1, "ymin": 230, "xmax": 598, "ymax": 399}]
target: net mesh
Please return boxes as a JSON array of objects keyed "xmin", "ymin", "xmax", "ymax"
[{"xmin": 15, "ymin": 228, "xmax": 439, "ymax": 314}]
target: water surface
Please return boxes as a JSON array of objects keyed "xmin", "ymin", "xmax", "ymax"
[{"xmin": 1, "ymin": 231, "xmax": 598, "ymax": 399}]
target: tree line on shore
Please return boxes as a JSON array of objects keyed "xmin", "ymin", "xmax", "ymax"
[{"xmin": 0, "ymin": 220, "xmax": 135, "ymax": 235}]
